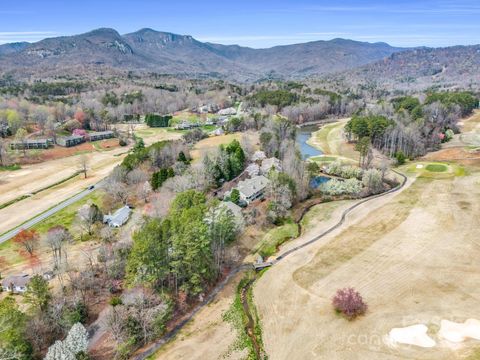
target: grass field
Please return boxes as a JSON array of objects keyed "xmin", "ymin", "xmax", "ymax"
[
  {"xmin": 254, "ymin": 223, "xmax": 299, "ymax": 259},
  {"xmin": 308, "ymin": 119, "xmax": 360, "ymax": 161},
  {"xmin": 31, "ymin": 190, "xmax": 104, "ymax": 235},
  {"xmin": 254, "ymin": 167, "xmax": 480, "ymax": 360},
  {"xmin": 404, "ymin": 161, "xmax": 466, "ymax": 178},
  {"xmin": 425, "ymin": 163, "xmax": 448, "ymax": 172},
  {"xmin": 0, "ymin": 190, "xmax": 104, "ymax": 268},
  {"xmin": 300, "ymin": 200, "xmax": 352, "ymax": 233},
  {"xmin": 190, "ymin": 132, "xmax": 259, "ymax": 161}
]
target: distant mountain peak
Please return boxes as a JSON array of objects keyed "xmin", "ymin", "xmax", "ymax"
[
  {"xmin": 0, "ymin": 27, "xmax": 408, "ymax": 80},
  {"xmin": 82, "ymin": 28, "xmax": 122, "ymax": 38}
]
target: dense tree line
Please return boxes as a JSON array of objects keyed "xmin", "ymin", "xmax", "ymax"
[
  {"xmin": 346, "ymin": 91, "xmax": 478, "ymax": 158},
  {"xmin": 127, "ymin": 190, "xmax": 238, "ymax": 298},
  {"xmin": 145, "ymin": 114, "xmax": 172, "ymax": 127},
  {"xmin": 203, "ymin": 139, "xmax": 246, "ymax": 184}
]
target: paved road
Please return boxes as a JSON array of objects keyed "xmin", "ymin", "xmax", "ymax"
[{"xmin": 0, "ymin": 182, "xmax": 101, "ymax": 244}]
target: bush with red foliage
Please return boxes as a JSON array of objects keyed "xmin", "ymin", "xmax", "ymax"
[{"xmin": 332, "ymin": 287, "xmax": 367, "ymax": 320}]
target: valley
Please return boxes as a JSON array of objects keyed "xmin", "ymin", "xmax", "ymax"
[{"xmin": 0, "ymin": 5, "xmax": 479, "ymax": 359}]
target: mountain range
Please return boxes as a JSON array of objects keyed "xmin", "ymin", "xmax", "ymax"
[
  {"xmin": 0, "ymin": 27, "xmax": 478, "ymax": 86},
  {"xmin": 0, "ymin": 28, "xmax": 404, "ymax": 80}
]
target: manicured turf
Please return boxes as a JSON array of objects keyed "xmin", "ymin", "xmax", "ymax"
[{"xmin": 426, "ymin": 164, "xmax": 448, "ymax": 172}]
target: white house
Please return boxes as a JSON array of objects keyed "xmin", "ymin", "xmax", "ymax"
[
  {"xmin": 1, "ymin": 274, "xmax": 31, "ymax": 293},
  {"xmin": 103, "ymin": 206, "xmax": 131, "ymax": 227},
  {"xmin": 235, "ymin": 175, "xmax": 270, "ymax": 204}
]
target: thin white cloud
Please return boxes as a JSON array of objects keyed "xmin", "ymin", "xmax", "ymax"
[
  {"xmin": 0, "ymin": 31, "xmax": 57, "ymax": 44},
  {"xmin": 0, "ymin": 31, "xmax": 57, "ymax": 36},
  {"xmin": 197, "ymin": 32, "xmax": 349, "ymax": 44},
  {"xmin": 298, "ymin": 3, "xmax": 480, "ymax": 14}
]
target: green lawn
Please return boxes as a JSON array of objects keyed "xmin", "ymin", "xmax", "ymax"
[
  {"xmin": 403, "ymin": 162, "xmax": 466, "ymax": 179},
  {"xmin": 426, "ymin": 163, "xmax": 448, "ymax": 172},
  {"xmin": 254, "ymin": 223, "xmax": 299, "ymax": 258},
  {"xmin": 31, "ymin": 190, "xmax": 104, "ymax": 235},
  {"xmin": 166, "ymin": 125, "xmax": 217, "ymax": 133},
  {"xmin": 0, "ymin": 164, "xmax": 21, "ymax": 171}
]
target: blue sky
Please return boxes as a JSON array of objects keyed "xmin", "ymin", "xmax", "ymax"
[{"xmin": 1, "ymin": 0, "xmax": 479, "ymax": 48}]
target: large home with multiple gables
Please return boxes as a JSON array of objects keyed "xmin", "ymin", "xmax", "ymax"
[{"xmin": 234, "ymin": 175, "xmax": 270, "ymax": 204}]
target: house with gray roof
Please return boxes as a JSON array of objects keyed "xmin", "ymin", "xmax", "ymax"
[
  {"xmin": 221, "ymin": 201, "xmax": 243, "ymax": 223},
  {"xmin": 246, "ymin": 163, "xmax": 260, "ymax": 177},
  {"xmin": 103, "ymin": 205, "xmax": 131, "ymax": 227},
  {"xmin": 235, "ymin": 175, "xmax": 270, "ymax": 204},
  {"xmin": 261, "ymin": 157, "xmax": 282, "ymax": 175},
  {"xmin": 206, "ymin": 201, "xmax": 244, "ymax": 227},
  {"xmin": 1, "ymin": 274, "xmax": 31, "ymax": 293}
]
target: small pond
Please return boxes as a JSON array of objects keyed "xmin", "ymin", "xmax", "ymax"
[
  {"xmin": 310, "ymin": 175, "xmax": 331, "ymax": 189},
  {"xmin": 296, "ymin": 125, "xmax": 323, "ymax": 159}
]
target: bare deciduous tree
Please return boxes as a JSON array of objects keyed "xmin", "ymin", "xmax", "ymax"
[{"xmin": 78, "ymin": 155, "xmax": 89, "ymax": 179}]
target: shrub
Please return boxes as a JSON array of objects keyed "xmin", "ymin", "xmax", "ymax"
[
  {"xmin": 362, "ymin": 169, "xmax": 384, "ymax": 195},
  {"xmin": 62, "ymin": 302, "xmax": 88, "ymax": 326},
  {"xmin": 395, "ymin": 151, "xmax": 406, "ymax": 165},
  {"xmin": 319, "ymin": 178, "xmax": 362, "ymax": 196},
  {"xmin": 230, "ymin": 189, "xmax": 240, "ymax": 204},
  {"xmin": 325, "ymin": 161, "xmax": 363, "ymax": 179},
  {"xmin": 332, "ymin": 287, "xmax": 367, "ymax": 320},
  {"xmin": 109, "ymin": 296, "xmax": 123, "ymax": 307}
]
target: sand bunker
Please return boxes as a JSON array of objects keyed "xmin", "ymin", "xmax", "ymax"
[
  {"xmin": 416, "ymin": 164, "xmax": 424, "ymax": 169},
  {"xmin": 388, "ymin": 324, "xmax": 436, "ymax": 348},
  {"xmin": 439, "ymin": 319, "xmax": 480, "ymax": 343}
]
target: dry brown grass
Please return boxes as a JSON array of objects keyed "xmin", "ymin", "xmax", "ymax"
[{"xmin": 254, "ymin": 171, "xmax": 480, "ymax": 360}]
